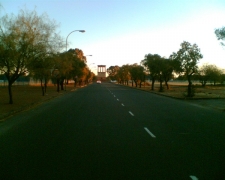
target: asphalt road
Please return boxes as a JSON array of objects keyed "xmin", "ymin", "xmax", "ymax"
[{"xmin": 0, "ymin": 82, "xmax": 225, "ymax": 180}]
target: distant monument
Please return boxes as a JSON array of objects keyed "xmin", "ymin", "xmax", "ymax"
[{"xmin": 97, "ymin": 65, "xmax": 106, "ymax": 81}]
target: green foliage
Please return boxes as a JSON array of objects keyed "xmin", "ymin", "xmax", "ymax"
[
  {"xmin": 142, "ymin": 54, "xmax": 161, "ymax": 90},
  {"xmin": 170, "ymin": 41, "xmax": 203, "ymax": 97},
  {"xmin": 0, "ymin": 9, "xmax": 63, "ymax": 103},
  {"xmin": 170, "ymin": 41, "xmax": 203, "ymax": 76},
  {"xmin": 117, "ymin": 64, "xmax": 131, "ymax": 85},
  {"xmin": 129, "ymin": 64, "xmax": 145, "ymax": 87},
  {"xmin": 107, "ymin": 65, "xmax": 120, "ymax": 80},
  {"xmin": 215, "ymin": 27, "xmax": 225, "ymax": 46},
  {"xmin": 198, "ymin": 64, "xmax": 223, "ymax": 86},
  {"xmin": 220, "ymin": 74, "xmax": 225, "ymax": 85},
  {"xmin": 142, "ymin": 54, "xmax": 176, "ymax": 90}
]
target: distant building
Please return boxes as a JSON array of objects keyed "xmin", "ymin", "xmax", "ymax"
[{"xmin": 97, "ymin": 65, "xmax": 106, "ymax": 81}]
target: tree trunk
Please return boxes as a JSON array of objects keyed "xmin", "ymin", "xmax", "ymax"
[
  {"xmin": 60, "ymin": 79, "xmax": 64, "ymax": 90},
  {"xmin": 8, "ymin": 82, "xmax": 13, "ymax": 104},
  {"xmin": 74, "ymin": 80, "xmax": 76, "ymax": 87},
  {"xmin": 159, "ymin": 81, "xmax": 163, "ymax": 92},
  {"xmin": 159, "ymin": 76, "xmax": 163, "ymax": 92},
  {"xmin": 64, "ymin": 79, "xmax": 67, "ymax": 91},
  {"xmin": 132, "ymin": 80, "xmax": 133, "ymax": 87},
  {"xmin": 139, "ymin": 81, "xmax": 142, "ymax": 88},
  {"xmin": 200, "ymin": 81, "xmax": 204, "ymax": 87},
  {"xmin": 151, "ymin": 79, "xmax": 155, "ymax": 90},
  {"xmin": 40, "ymin": 79, "xmax": 45, "ymax": 96},
  {"xmin": 44, "ymin": 78, "xmax": 47, "ymax": 93},
  {"xmin": 202, "ymin": 81, "xmax": 206, "ymax": 87},
  {"xmin": 165, "ymin": 80, "xmax": 169, "ymax": 89},
  {"xmin": 135, "ymin": 80, "xmax": 137, "ymax": 87},
  {"xmin": 57, "ymin": 78, "xmax": 60, "ymax": 92},
  {"xmin": 187, "ymin": 75, "xmax": 192, "ymax": 97}
]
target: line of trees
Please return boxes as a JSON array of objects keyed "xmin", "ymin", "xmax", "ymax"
[
  {"xmin": 0, "ymin": 9, "xmax": 95, "ymax": 104},
  {"xmin": 107, "ymin": 64, "xmax": 145, "ymax": 88},
  {"xmin": 108, "ymin": 41, "xmax": 225, "ymax": 97}
]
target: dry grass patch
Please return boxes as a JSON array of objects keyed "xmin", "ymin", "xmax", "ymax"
[
  {"xmin": 0, "ymin": 84, "xmax": 77, "ymax": 120},
  {"xmin": 127, "ymin": 82, "xmax": 225, "ymax": 99}
]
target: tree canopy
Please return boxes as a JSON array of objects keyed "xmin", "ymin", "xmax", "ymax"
[
  {"xmin": 215, "ymin": 26, "xmax": 225, "ymax": 46},
  {"xmin": 170, "ymin": 41, "xmax": 203, "ymax": 97},
  {"xmin": 0, "ymin": 9, "xmax": 63, "ymax": 103}
]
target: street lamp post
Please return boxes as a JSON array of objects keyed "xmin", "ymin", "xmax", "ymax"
[
  {"xmin": 83, "ymin": 54, "xmax": 92, "ymax": 62},
  {"xmin": 64, "ymin": 29, "xmax": 85, "ymax": 89},
  {"xmin": 66, "ymin": 30, "xmax": 85, "ymax": 51},
  {"xmin": 88, "ymin": 62, "xmax": 95, "ymax": 68}
]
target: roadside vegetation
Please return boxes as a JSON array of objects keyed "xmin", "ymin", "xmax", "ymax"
[
  {"xmin": 108, "ymin": 36, "xmax": 225, "ymax": 98},
  {"xmin": 0, "ymin": 8, "xmax": 95, "ymax": 104},
  {"xmin": 0, "ymin": 5, "xmax": 225, "ymax": 106}
]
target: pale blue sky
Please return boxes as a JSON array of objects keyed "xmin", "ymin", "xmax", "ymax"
[{"xmin": 1, "ymin": 0, "xmax": 225, "ymax": 74}]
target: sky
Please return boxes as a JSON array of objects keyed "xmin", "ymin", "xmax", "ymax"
[{"xmin": 1, "ymin": 0, "xmax": 225, "ymax": 74}]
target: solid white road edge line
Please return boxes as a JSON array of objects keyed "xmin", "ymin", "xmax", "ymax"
[
  {"xmin": 190, "ymin": 175, "xmax": 198, "ymax": 180},
  {"xmin": 129, "ymin": 111, "xmax": 134, "ymax": 116},
  {"xmin": 144, "ymin": 127, "xmax": 156, "ymax": 138}
]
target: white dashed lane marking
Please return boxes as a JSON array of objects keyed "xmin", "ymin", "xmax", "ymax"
[
  {"xmin": 129, "ymin": 111, "xmax": 134, "ymax": 116},
  {"xmin": 144, "ymin": 127, "xmax": 156, "ymax": 138},
  {"xmin": 108, "ymin": 87, "xmax": 198, "ymax": 180},
  {"xmin": 190, "ymin": 175, "xmax": 198, "ymax": 180}
]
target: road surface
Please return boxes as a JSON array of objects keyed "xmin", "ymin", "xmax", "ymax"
[{"xmin": 0, "ymin": 82, "xmax": 225, "ymax": 179}]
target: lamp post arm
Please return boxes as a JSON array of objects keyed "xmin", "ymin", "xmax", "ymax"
[{"xmin": 66, "ymin": 30, "xmax": 85, "ymax": 51}]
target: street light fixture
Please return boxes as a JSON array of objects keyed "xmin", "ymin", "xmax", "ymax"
[
  {"xmin": 88, "ymin": 62, "xmax": 95, "ymax": 66},
  {"xmin": 66, "ymin": 30, "xmax": 85, "ymax": 51}
]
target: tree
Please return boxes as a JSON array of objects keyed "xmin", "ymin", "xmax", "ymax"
[
  {"xmin": 129, "ymin": 64, "xmax": 145, "ymax": 88},
  {"xmin": 220, "ymin": 73, "xmax": 225, "ymax": 85},
  {"xmin": 170, "ymin": 41, "xmax": 203, "ymax": 97},
  {"xmin": 79, "ymin": 67, "xmax": 92, "ymax": 86},
  {"xmin": 215, "ymin": 27, "xmax": 225, "ymax": 46},
  {"xmin": 204, "ymin": 64, "xmax": 222, "ymax": 86},
  {"xmin": 53, "ymin": 52, "xmax": 73, "ymax": 91},
  {"xmin": 198, "ymin": 64, "xmax": 222, "ymax": 86},
  {"xmin": 156, "ymin": 59, "xmax": 166, "ymax": 92},
  {"xmin": 107, "ymin": 65, "xmax": 120, "ymax": 81},
  {"xmin": 142, "ymin": 56, "xmax": 174, "ymax": 92},
  {"xmin": 30, "ymin": 56, "xmax": 54, "ymax": 95},
  {"xmin": 117, "ymin": 64, "xmax": 130, "ymax": 85},
  {"xmin": 68, "ymin": 48, "xmax": 86, "ymax": 87},
  {"xmin": 198, "ymin": 64, "xmax": 210, "ymax": 87},
  {"xmin": 142, "ymin": 54, "xmax": 162, "ymax": 90},
  {"xmin": 0, "ymin": 9, "xmax": 61, "ymax": 103},
  {"xmin": 29, "ymin": 40, "xmax": 63, "ymax": 95},
  {"xmin": 162, "ymin": 59, "xmax": 176, "ymax": 90}
]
